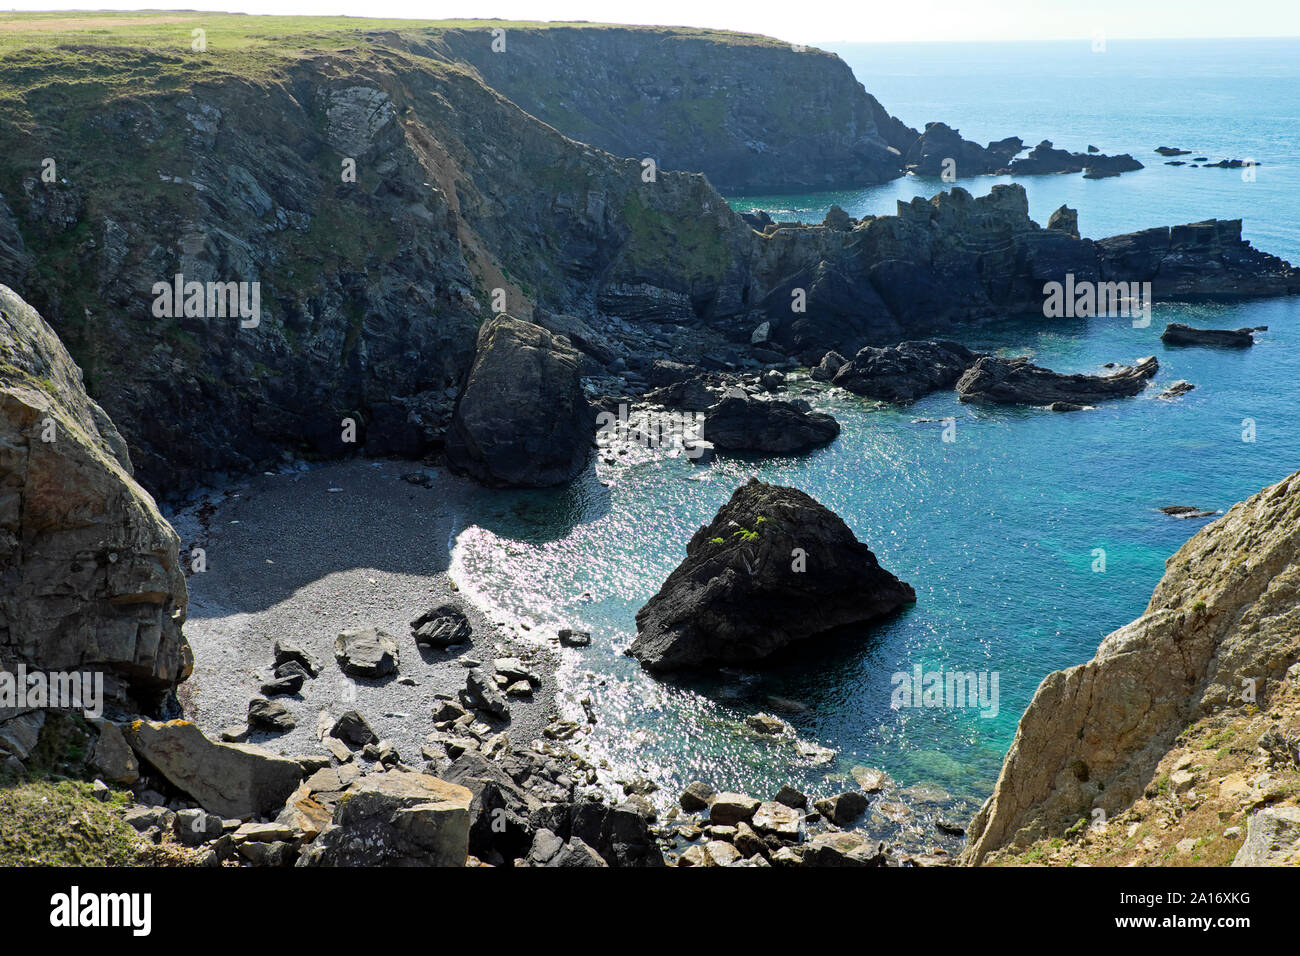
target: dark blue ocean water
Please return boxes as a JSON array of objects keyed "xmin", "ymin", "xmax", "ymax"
[{"xmin": 449, "ymin": 39, "xmax": 1300, "ymax": 810}]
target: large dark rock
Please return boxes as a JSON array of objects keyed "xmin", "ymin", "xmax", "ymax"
[
  {"xmin": 1161, "ymin": 323, "xmax": 1255, "ymax": 348},
  {"xmin": 446, "ymin": 315, "xmax": 596, "ymax": 488},
  {"xmin": 956, "ymin": 355, "xmax": 1159, "ymax": 406},
  {"xmin": 529, "ymin": 798, "xmax": 665, "ymax": 867},
  {"xmin": 629, "ymin": 479, "xmax": 915, "ymax": 673},
  {"xmin": 703, "ymin": 396, "xmax": 839, "ymax": 454},
  {"xmin": 902, "ymin": 122, "xmax": 1019, "ymax": 177},
  {"xmin": 832, "ymin": 340, "xmax": 982, "ymax": 402}
]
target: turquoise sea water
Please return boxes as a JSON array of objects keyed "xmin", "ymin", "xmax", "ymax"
[{"xmin": 448, "ymin": 39, "xmax": 1300, "ymax": 811}]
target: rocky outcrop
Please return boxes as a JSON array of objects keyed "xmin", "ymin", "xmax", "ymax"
[
  {"xmin": 1002, "ymin": 140, "xmax": 1143, "ymax": 179},
  {"xmin": 1161, "ymin": 322, "xmax": 1255, "ymax": 347},
  {"xmin": 703, "ymin": 396, "xmax": 840, "ymax": 454},
  {"xmin": 956, "ymin": 355, "xmax": 1158, "ymax": 406},
  {"xmin": 832, "ymin": 340, "xmax": 982, "ymax": 402},
  {"xmin": 0, "ymin": 285, "xmax": 190, "ymax": 711},
  {"xmin": 902, "ymin": 122, "xmax": 1023, "ymax": 177},
  {"xmin": 629, "ymin": 479, "xmax": 915, "ymax": 673},
  {"xmin": 964, "ymin": 469, "xmax": 1300, "ymax": 864},
  {"xmin": 446, "ymin": 315, "xmax": 596, "ymax": 488}
]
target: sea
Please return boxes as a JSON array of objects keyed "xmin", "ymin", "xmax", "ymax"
[{"xmin": 448, "ymin": 38, "xmax": 1300, "ymax": 813}]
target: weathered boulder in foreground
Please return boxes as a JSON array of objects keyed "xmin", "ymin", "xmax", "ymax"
[
  {"xmin": 964, "ymin": 469, "xmax": 1300, "ymax": 864},
  {"xmin": 832, "ymin": 340, "xmax": 982, "ymax": 402},
  {"xmin": 124, "ymin": 719, "xmax": 304, "ymax": 820},
  {"xmin": 703, "ymin": 396, "xmax": 840, "ymax": 454},
  {"xmin": 1161, "ymin": 322, "xmax": 1255, "ymax": 348},
  {"xmin": 296, "ymin": 770, "xmax": 472, "ymax": 867},
  {"xmin": 630, "ymin": 479, "xmax": 915, "ymax": 673},
  {"xmin": 0, "ymin": 285, "xmax": 190, "ymax": 711},
  {"xmin": 1231, "ymin": 807, "xmax": 1300, "ymax": 866},
  {"xmin": 956, "ymin": 354, "xmax": 1158, "ymax": 406},
  {"xmin": 446, "ymin": 315, "xmax": 596, "ymax": 488}
]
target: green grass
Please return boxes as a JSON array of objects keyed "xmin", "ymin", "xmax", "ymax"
[{"xmin": 0, "ymin": 777, "xmax": 144, "ymax": 866}]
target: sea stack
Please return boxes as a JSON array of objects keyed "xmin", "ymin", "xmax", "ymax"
[{"xmin": 629, "ymin": 479, "xmax": 915, "ymax": 673}]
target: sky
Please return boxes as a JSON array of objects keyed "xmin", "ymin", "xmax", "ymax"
[{"xmin": 4, "ymin": 0, "xmax": 1300, "ymax": 44}]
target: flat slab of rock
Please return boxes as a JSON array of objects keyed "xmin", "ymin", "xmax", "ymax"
[
  {"xmin": 630, "ymin": 479, "xmax": 915, "ymax": 673},
  {"xmin": 956, "ymin": 355, "xmax": 1158, "ymax": 406},
  {"xmin": 124, "ymin": 720, "xmax": 304, "ymax": 820},
  {"xmin": 334, "ymin": 627, "xmax": 399, "ymax": 678},
  {"xmin": 1161, "ymin": 322, "xmax": 1254, "ymax": 348}
]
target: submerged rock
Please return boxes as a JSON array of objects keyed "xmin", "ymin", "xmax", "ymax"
[
  {"xmin": 629, "ymin": 479, "xmax": 915, "ymax": 673},
  {"xmin": 956, "ymin": 355, "xmax": 1158, "ymax": 406},
  {"xmin": 446, "ymin": 314, "xmax": 597, "ymax": 488}
]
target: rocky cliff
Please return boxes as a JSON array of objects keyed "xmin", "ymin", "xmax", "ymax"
[
  {"xmin": 0, "ymin": 284, "xmax": 191, "ymax": 712},
  {"xmin": 0, "ymin": 19, "xmax": 1295, "ymax": 500},
  {"xmin": 427, "ymin": 26, "xmax": 915, "ymax": 191},
  {"xmin": 963, "ymin": 470, "xmax": 1300, "ymax": 865}
]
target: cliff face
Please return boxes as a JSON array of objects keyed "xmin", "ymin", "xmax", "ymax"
[
  {"xmin": 0, "ymin": 39, "xmax": 749, "ymax": 494},
  {"xmin": 0, "ymin": 21, "xmax": 1294, "ymax": 499},
  {"xmin": 0, "ymin": 285, "xmax": 191, "ymax": 711},
  {"xmin": 963, "ymin": 471, "xmax": 1300, "ymax": 865},
  {"xmin": 428, "ymin": 27, "xmax": 914, "ymax": 192}
]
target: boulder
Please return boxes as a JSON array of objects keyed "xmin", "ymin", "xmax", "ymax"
[
  {"xmin": 0, "ymin": 285, "xmax": 191, "ymax": 711},
  {"xmin": 530, "ymin": 798, "xmax": 665, "ymax": 867},
  {"xmin": 410, "ymin": 604, "xmax": 472, "ymax": 648},
  {"xmin": 703, "ymin": 396, "xmax": 840, "ymax": 454},
  {"xmin": 956, "ymin": 355, "xmax": 1158, "ymax": 406},
  {"xmin": 679, "ymin": 780, "xmax": 716, "ymax": 812},
  {"xmin": 630, "ymin": 479, "xmax": 915, "ymax": 673},
  {"xmin": 462, "ymin": 666, "xmax": 509, "ymax": 719},
  {"xmin": 123, "ymin": 720, "xmax": 304, "ymax": 820},
  {"xmin": 525, "ymin": 828, "xmax": 608, "ymax": 867},
  {"xmin": 330, "ymin": 710, "xmax": 378, "ymax": 749},
  {"xmin": 88, "ymin": 721, "xmax": 139, "ymax": 785},
  {"xmin": 814, "ymin": 790, "xmax": 869, "ymax": 825},
  {"xmin": 446, "ymin": 315, "xmax": 596, "ymax": 488},
  {"xmin": 247, "ymin": 698, "xmax": 296, "ymax": 733},
  {"xmin": 1232, "ymin": 807, "xmax": 1300, "ymax": 866},
  {"xmin": 334, "ymin": 627, "xmax": 399, "ymax": 678},
  {"xmin": 709, "ymin": 793, "xmax": 760, "ymax": 826},
  {"xmin": 802, "ymin": 831, "xmax": 888, "ymax": 866},
  {"xmin": 810, "ymin": 350, "xmax": 847, "ymax": 382},
  {"xmin": 832, "ymin": 340, "xmax": 982, "ymax": 402},
  {"xmin": 297, "ymin": 770, "xmax": 472, "ymax": 867}
]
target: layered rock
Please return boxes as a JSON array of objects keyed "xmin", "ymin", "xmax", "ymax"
[
  {"xmin": 0, "ymin": 285, "xmax": 190, "ymax": 710},
  {"xmin": 902, "ymin": 122, "xmax": 1024, "ymax": 177},
  {"xmin": 832, "ymin": 340, "xmax": 983, "ymax": 402},
  {"xmin": 964, "ymin": 469, "xmax": 1300, "ymax": 863},
  {"xmin": 630, "ymin": 479, "xmax": 915, "ymax": 673},
  {"xmin": 445, "ymin": 315, "xmax": 597, "ymax": 488},
  {"xmin": 955, "ymin": 355, "xmax": 1158, "ymax": 406}
]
